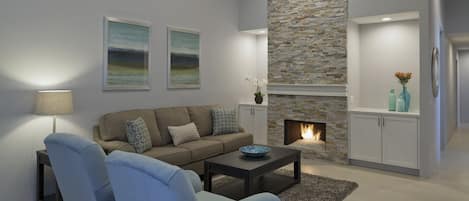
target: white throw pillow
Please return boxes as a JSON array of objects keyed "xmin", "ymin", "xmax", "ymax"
[{"xmin": 168, "ymin": 122, "xmax": 201, "ymax": 146}]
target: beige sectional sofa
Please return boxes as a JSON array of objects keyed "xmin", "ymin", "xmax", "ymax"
[{"xmin": 93, "ymin": 105, "xmax": 253, "ymax": 174}]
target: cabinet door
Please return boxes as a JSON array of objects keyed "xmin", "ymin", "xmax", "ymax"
[
  {"xmin": 350, "ymin": 113, "xmax": 382, "ymax": 163},
  {"xmin": 253, "ymin": 107, "xmax": 267, "ymax": 145},
  {"xmin": 382, "ymin": 115, "xmax": 419, "ymax": 169},
  {"xmin": 238, "ymin": 105, "xmax": 254, "ymax": 134}
]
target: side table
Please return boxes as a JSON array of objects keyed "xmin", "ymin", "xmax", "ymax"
[{"xmin": 36, "ymin": 150, "xmax": 63, "ymax": 201}]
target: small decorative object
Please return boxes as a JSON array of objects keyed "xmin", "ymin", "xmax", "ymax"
[
  {"xmin": 239, "ymin": 145, "xmax": 271, "ymax": 158},
  {"xmin": 246, "ymin": 77, "xmax": 267, "ymax": 104},
  {"xmin": 395, "ymin": 72, "xmax": 412, "ymax": 112},
  {"xmin": 35, "ymin": 90, "xmax": 74, "ymax": 133},
  {"xmin": 388, "ymin": 89, "xmax": 396, "ymax": 111},
  {"xmin": 431, "ymin": 47, "xmax": 440, "ymax": 97},
  {"xmin": 104, "ymin": 17, "xmax": 151, "ymax": 91},
  {"xmin": 168, "ymin": 27, "xmax": 201, "ymax": 89},
  {"xmin": 397, "ymin": 96, "xmax": 405, "ymax": 112}
]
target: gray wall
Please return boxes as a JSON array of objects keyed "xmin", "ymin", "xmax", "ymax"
[
  {"xmin": 358, "ymin": 20, "xmax": 420, "ymax": 111},
  {"xmin": 445, "ymin": 0, "xmax": 469, "ymax": 35},
  {"xmin": 239, "ymin": 0, "xmax": 267, "ymax": 31},
  {"xmin": 0, "ymin": 0, "xmax": 257, "ymax": 200},
  {"xmin": 458, "ymin": 50, "xmax": 469, "ymax": 124}
]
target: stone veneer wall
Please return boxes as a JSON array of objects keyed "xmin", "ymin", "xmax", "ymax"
[
  {"xmin": 267, "ymin": 0, "xmax": 349, "ymax": 163},
  {"xmin": 268, "ymin": 0, "xmax": 347, "ymax": 84}
]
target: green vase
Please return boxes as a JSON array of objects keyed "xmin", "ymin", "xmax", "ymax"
[
  {"xmin": 399, "ymin": 86, "xmax": 411, "ymax": 112},
  {"xmin": 388, "ymin": 89, "xmax": 396, "ymax": 111}
]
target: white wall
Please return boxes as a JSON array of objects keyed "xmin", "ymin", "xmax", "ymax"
[
  {"xmin": 256, "ymin": 34, "xmax": 268, "ymax": 80},
  {"xmin": 357, "ymin": 20, "xmax": 420, "ymax": 111},
  {"xmin": 239, "ymin": 0, "xmax": 267, "ymax": 31},
  {"xmin": 347, "ymin": 22, "xmax": 361, "ymax": 108},
  {"xmin": 0, "ymin": 0, "xmax": 257, "ymax": 200}
]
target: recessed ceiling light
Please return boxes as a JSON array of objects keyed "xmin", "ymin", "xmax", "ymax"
[{"xmin": 382, "ymin": 17, "xmax": 392, "ymax": 22}]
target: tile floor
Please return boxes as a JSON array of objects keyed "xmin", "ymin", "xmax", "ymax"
[{"xmin": 288, "ymin": 128, "xmax": 469, "ymax": 201}]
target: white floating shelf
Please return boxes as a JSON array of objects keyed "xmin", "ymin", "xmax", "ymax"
[{"xmin": 267, "ymin": 83, "xmax": 348, "ymax": 97}]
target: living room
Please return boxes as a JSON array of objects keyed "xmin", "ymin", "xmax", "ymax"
[{"xmin": 1, "ymin": 0, "xmax": 469, "ymax": 201}]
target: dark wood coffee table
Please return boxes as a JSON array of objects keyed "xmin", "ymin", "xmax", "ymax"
[{"xmin": 204, "ymin": 146, "xmax": 301, "ymax": 198}]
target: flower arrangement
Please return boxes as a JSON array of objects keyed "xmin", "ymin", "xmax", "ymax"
[
  {"xmin": 394, "ymin": 72, "xmax": 412, "ymax": 85},
  {"xmin": 246, "ymin": 77, "xmax": 267, "ymax": 104}
]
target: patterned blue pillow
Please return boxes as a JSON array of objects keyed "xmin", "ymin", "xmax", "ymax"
[
  {"xmin": 212, "ymin": 108, "xmax": 240, "ymax": 135},
  {"xmin": 126, "ymin": 117, "xmax": 152, "ymax": 153}
]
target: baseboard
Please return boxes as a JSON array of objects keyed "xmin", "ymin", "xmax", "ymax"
[
  {"xmin": 349, "ymin": 159, "xmax": 420, "ymax": 176},
  {"xmin": 458, "ymin": 123, "xmax": 469, "ymax": 128}
]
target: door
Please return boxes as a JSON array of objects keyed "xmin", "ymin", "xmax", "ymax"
[
  {"xmin": 350, "ymin": 113, "xmax": 382, "ymax": 163},
  {"xmin": 382, "ymin": 115, "xmax": 419, "ymax": 169},
  {"xmin": 238, "ymin": 105, "xmax": 254, "ymax": 134},
  {"xmin": 253, "ymin": 106, "xmax": 267, "ymax": 144}
]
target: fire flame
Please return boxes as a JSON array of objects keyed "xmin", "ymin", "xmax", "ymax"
[{"xmin": 301, "ymin": 124, "xmax": 321, "ymax": 141}]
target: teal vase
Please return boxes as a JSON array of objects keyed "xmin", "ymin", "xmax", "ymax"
[
  {"xmin": 399, "ymin": 86, "xmax": 411, "ymax": 112},
  {"xmin": 388, "ymin": 89, "xmax": 396, "ymax": 111},
  {"xmin": 397, "ymin": 97, "xmax": 405, "ymax": 112}
]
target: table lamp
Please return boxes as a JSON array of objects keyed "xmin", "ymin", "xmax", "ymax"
[{"xmin": 35, "ymin": 90, "xmax": 73, "ymax": 133}]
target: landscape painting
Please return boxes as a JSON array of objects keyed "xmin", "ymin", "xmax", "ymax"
[
  {"xmin": 168, "ymin": 27, "xmax": 200, "ymax": 89},
  {"xmin": 104, "ymin": 17, "xmax": 151, "ymax": 90}
]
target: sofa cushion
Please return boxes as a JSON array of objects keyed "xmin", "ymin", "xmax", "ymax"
[
  {"xmin": 99, "ymin": 110, "xmax": 162, "ymax": 145},
  {"xmin": 142, "ymin": 145, "xmax": 191, "ymax": 166},
  {"xmin": 126, "ymin": 117, "xmax": 153, "ymax": 153},
  {"xmin": 187, "ymin": 105, "xmax": 216, "ymax": 137},
  {"xmin": 168, "ymin": 122, "xmax": 201, "ymax": 146},
  {"xmin": 155, "ymin": 107, "xmax": 192, "ymax": 145},
  {"xmin": 202, "ymin": 133, "xmax": 253, "ymax": 153},
  {"xmin": 178, "ymin": 140, "xmax": 223, "ymax": 161},
  {"xmin": 211, "ymin": 108, "xmax": 240, "ymax": 135}
]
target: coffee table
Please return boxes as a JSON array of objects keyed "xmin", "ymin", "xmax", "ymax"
[{"xmin": 204, "ymin": 146, "xmax": 301, "ymax": 198}]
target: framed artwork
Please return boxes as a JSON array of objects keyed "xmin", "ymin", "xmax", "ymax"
[
  {"xmin": 103, "ymin": 17, "xmax": 151, "ymax": 91},
  {"xmin": 167, "ymin": 27, "xmax": 201, "ymax": 89}
]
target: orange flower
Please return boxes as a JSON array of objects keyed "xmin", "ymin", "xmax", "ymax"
[{"xmin": 395, "ymin": 71, "xmax": 412, "ymax": 85}]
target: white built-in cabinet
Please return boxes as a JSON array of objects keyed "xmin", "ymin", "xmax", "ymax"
[
  {"xmin": 349, "ymin": 110, "xmax": 419, "ymax": 169},
  {"xmin": 238, "ymin": 103, "xmax": 267, "ymax": 145}
]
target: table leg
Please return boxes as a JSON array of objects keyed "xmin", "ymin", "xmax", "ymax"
[
  {"xmin": 204, "ymin": 163, "xmax": 212, "ymax": 192},
  {"xmin": 244, "ymin": 175, "xmax": 253, "ymax": 197},
  {"xmin": 37, "ymin": 159, "xmax": 44, "ymax": 201},
  {"xmin": 294, "ymin": 156, "xmax": 301, "ymax": 184}
]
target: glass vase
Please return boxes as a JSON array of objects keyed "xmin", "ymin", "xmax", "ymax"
[{"xmin": 399, "ymin": 86, "xmax": 411, "ymax": 112}]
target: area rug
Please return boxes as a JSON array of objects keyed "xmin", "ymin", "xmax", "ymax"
[{"xmin": 211, "ymin": 169, "xmax": 359, "ymax": 201}]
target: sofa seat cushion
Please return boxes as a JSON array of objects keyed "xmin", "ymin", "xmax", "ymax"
[
  {"xmin": 196, "ymin": 191, "xmax": 234, "ymax": 201},
  {"xmin": 202, "ymin": 133, "xmax": 253, "ymax": 153},
  {"xmin": 142, "ymin": 146, "xmax": 191, "ymax": 166},
  {"xmin": 187, "ymin": 105, "xmax": 216, "ymax": 137},
  {"xmin": 178, "ymin": 140, "xmax": 223, "ymax": 161},
  {"xmin": 99, "ymin": 109, "xmax": 162, "ymax": 146},
  {"xmin": 155, "ymin": 107, "xmax": 192, "ymax": 145}
]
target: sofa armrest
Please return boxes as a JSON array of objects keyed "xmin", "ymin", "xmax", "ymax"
[
  {"xmin": 93, "ymin": 125, "xmax": 135, "ymax": 154},
  {"xmin": 240, "ymin": 193, "xmax": 281, "ymax": 201},
  {"xmin": 183, "ymin": 170, "xmax": 202, "ymax": 193}
]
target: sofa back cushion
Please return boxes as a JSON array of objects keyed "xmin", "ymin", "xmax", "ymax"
[
  {"xmin": 155, "ymin": 107, "xmax": 191, "ymax": 145},
  {"xmin": 99, "ymin": 110, "xmax": 163, "ymax": 146},
  {"xmin": 187, "ymin": 105, "xmax": 216, "ymax": 137}
]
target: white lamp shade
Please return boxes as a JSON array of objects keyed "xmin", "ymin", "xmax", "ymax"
[{"xmin": 35, "ymin": 90, "xmax": 74, "ymax": 115}]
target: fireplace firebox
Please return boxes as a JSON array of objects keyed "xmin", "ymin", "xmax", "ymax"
[{"xmin": 284, "ymin": 120, "xmax": 326, "ymax": 145}]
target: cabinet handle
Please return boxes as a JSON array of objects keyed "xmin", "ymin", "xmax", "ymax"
[
  {"xmin": 382, "ymin": 117, "xmax": 385, "ymax": 127},
  {"xmin": 378, "ymin": 117, "xmax": 381, "ymax": 126}
]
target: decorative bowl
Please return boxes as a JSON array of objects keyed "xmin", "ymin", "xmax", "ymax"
[{"xmin": 239, "ymin": 145, "xmax": 271, "ymax": 158}]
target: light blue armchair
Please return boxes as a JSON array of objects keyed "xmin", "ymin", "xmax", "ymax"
[
  {"xmin": 105, "ymin": 151, "xmax": 281, "ymax": 201},
  {"xmin": 44, "ymin": 133, "xmax": 115, "ymax": 201}
]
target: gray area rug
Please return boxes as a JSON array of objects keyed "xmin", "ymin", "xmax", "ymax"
[{"xmin": 212, "ymin": 169, "xmax": 358, "ymax": 201}]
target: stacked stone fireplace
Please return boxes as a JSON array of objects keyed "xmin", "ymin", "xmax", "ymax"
[{"xmin": 267, "ymin": 0, "xmax": 348, "ymax": 163}]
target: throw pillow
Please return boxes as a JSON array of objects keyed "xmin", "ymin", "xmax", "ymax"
[
  {"xmin": 168, "ymin": 122, "xmax": 201, "ymax": 146},
  {"xmin": 126, "ymin": 117, "xmax": 153, "ymax": 153},
  {"xmin": 212, "ymin": 107, "xmax": 240, "ymax": 135}
]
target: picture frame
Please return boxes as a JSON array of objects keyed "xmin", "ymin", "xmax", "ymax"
[
  {"xmin": 103, "ymin": 17, "xmax": 151, "ymax": 91},
  {"xmin": 167, "ymin": 26, "xmax": 201, "ymax": 89}
]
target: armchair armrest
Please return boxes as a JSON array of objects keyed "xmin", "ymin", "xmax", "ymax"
[
  {"xmin": 184, "ymin": 170, "xmax": 202, "ymax": 193},
  {"xmin": 240, "ymin": 193, "xmax": 281, "ymax": 201}
]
